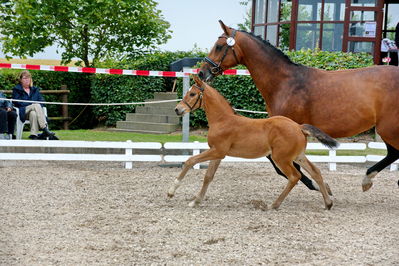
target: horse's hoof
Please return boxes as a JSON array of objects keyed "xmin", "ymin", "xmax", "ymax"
[
  {"xmin": 362, "ymin": 182, "xmax": 373, "ymax": 192},
  {"xmin": 167, "ymin": 193, "xmax": 174, "ymax": 198}
]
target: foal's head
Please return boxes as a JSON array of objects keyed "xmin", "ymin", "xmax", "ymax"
[
  {"xmin": 175, "ymin": 75, "xmax": 206, "ymax": 116},
  {"xmin": 199, "ymin": 20, "xmax": 243, "ymax": 82}
]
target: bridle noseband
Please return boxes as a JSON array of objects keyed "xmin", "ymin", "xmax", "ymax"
[
  {"xmin": 182, "ymin": 85, "xmax": 204, "ymax": 111},
  {"xmin": 204, "ymin": 29, "xmax": 240, "ymax": 75}
]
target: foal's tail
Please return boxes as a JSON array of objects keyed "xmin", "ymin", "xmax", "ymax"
[{"xmin": 301, "ymin": 124, "xmax": 339, "ymax": 149}]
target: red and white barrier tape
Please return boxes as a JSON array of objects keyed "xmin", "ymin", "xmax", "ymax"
[{"xmin": 0, "ymin": 63, "xmax": 250, "ymax": 76}]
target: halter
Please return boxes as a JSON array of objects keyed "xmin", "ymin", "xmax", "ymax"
[
  {"xmin": 204, "ymin": 29, "xmax": 240, "ymax": 75},
  {"xmin": 182, "ymin": 85, "xmax": 204, "ymax": 111}
]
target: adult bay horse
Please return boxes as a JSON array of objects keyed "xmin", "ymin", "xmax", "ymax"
[
  {"xmin": 168, "ymin": 75, "xmax": 337, "ymax": 210},
  {"xmin": 199, "ymin": 20, "xmax": 399, "ymax": 192}
]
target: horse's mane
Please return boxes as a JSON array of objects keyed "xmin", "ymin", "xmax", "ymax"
[{"xmin": 239, "ymin": 30, "xmax": 299, "ymax": 66}]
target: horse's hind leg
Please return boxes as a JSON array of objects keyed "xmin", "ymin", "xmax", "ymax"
[
  {"xmin": 271, "ymin": 159, "xmax": 302, "ymax": 210},
  {"xmin": 189, "ymin": 159, "xmax": 222, "ymax": 207},
  {"xmin": 363, "ymin": 142, "xmax": 399, "ymax": 191},
  {"xmin": 267, "ymin": 155, "xmax": 331, "ymax": 195},
  {"xmin": 295, "ymin": 153, "xmax": 333, "ymax": 210}
]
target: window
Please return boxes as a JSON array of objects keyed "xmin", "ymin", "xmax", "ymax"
[{"xmin": 252, "ymin": 0, "xmax": 293, "ymax": 48}]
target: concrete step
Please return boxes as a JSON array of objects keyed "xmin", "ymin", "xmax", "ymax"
[
  {"xmin": 153, "ymin": 92, "xmax": 178, "ymax": 100},
  {"xmin": 125, "ymin": 113, "xmax": 180, "ymax": 124},
  {"xmin": 116, "ymin": 121, "xmax": 179, "ymax": 133},
  {"xmin": 135, "ymin": 106, "xmax": 177, "ymax": 116}
]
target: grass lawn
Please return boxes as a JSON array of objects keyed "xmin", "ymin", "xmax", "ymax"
[{"xmin": 22, "ymin": 129, "xmax": 208, "ymax": 143}]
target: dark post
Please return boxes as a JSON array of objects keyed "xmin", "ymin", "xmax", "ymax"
[{"xmin": 60, "ymin": 85, "xmax": 69, "ymax": 130}]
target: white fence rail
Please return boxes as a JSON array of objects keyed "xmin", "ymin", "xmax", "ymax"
[
  {"xmin": 0, "ymin": 140, "xmax": 395, "ymax": 171},
  {"xmin": 0, "ymin": 140, "xmax": 162, "ymax": 169},
  {"xmin": 164, "ymin": 141, "xmax": 367, "ymax": 170}
]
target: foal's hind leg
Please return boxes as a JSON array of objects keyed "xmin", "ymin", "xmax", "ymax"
[
  {"xmin": 363, "ymin": 142, "xmax": 399, "ymax": 191},
  {"xmin": 189, "ymin": 159, "xmax": 222, "ymax": 207},
  {"xmin": 267, "ymin": 155, "xmax": 331, "ymax": 194},
  {"xmin": 295, "ymin": 153, "xmax": 333, "ymax": 210},
  {"xmin": 271, "ymin": 159, "xmax": 302, "ymax": 210}
]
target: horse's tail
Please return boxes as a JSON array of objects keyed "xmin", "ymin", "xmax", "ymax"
[{"xmin": 301, "ymin": 124, "xmax": 339, "ymax": 149}]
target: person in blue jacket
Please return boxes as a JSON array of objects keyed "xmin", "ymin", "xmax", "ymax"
[
  {"xmin": 12, "ymin": 70, "xmax": 54, "ymax": 139},
  {"xmin": 0, "ymin": 91, "xmax": 17, "ymax": 139}
]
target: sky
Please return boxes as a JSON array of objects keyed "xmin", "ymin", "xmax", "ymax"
[
  {"xmin": 0, "ymin": 0, "xmax": 249, "ymax": 60},
  {"xmin": 156, "ymin": 0, "xmax": 248, "ymax": 52}
]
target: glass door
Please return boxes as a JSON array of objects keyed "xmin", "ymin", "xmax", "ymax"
[{"xmin": 342, "ymin": 0, "xmax": 384, "ymax": 63}]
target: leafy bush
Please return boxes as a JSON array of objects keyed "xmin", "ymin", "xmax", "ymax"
[
  {"xmin": 183, "ymin": 49, "xmax": 374, "ymax": 128},
  {"xmin": 0, "ymin": 49, "xmax": 373, "ymax": 129},
  {"xmin": 287, "ymin": 49, "xmax": 374, "ymax": 70},
  {"xmin": 90, "ymin": 51, "xmax": 206, "ymax": 126}
]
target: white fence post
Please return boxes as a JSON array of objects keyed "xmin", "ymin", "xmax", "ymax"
[
  {"xmin": 125, "ymin": 140, "xmax": 133, "ymax": 169},
  {"xmin": 182, "ymin": 67, "xmax": 190, "ymax": 142},
  {"xmin": 329, "ymin": 149, "xmax": 337, "ymax": 171},
  {"xmin": 193, "ymin": 141, "xmax": 200, "ymax": 169}
]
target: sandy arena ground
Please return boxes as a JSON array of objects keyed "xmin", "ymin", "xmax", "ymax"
[{"xmin": 0, "ymin": 161, "xmax": 398, "ymax": 265}]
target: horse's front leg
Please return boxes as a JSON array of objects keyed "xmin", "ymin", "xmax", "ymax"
[
  {"xmin": 189, "ymin": 159, "xmax": 222, "ymax": 207},
  {"xmin": 167, "ymin": 149, "xmax": 225, "ymax": 199}
]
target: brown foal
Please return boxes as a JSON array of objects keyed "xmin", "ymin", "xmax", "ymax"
[{"xmin": 167, "ymin": 76, "xmax": 338, "ymax": 210}]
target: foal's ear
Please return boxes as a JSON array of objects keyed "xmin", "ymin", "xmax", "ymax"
[
  {"xmin": 193, "ymin": 75, "xmax": 203, "ymax": 87},
  {"xmin": 219, "ymin": 20, "xmax": 231, "ymax": 36}
]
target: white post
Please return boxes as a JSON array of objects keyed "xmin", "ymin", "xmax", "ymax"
[
  {"xmin": 125, "ymin": 140, "xmax": 133, "ymax": 169},
  {"xmin": 182, "ymin": 67, "xmax": 190, "ymax": 142},
  {"xmin": 329, "ymin": 149, "xmax": 336, "ymax": 171},
  {"xmin": 193, "ymin": 141, "xmax": 200, "ymax": 169}
]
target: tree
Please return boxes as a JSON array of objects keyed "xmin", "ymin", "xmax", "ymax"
[
  {"xmin": 237, "ymin": 0, "xmax": 251, "ymax": 32},
  {"xmin": 0, "ymin": 0, "xmax": 171, "ymax": 66}
]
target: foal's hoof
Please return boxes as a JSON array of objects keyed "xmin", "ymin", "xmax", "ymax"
[
  {"xmin": 362, "ymin": 182, "xmax": 373, "ymax": 192},
  {"xmin": 271, "ymin": 203, "xmax": 280, "ymax": 210},
  {"xmin": 325, "ymin": 202, "xmax": 333, "ymax": 210},
  {"xmin": 188, "ymin": 200, "xmax": 199, "ymax": 208}
]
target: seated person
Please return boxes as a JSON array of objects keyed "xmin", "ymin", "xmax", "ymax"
[
  {"xmin": 12, "ymin": 70, "xmax": 54, "ymax": 139},
  {"xmin": 0, "ymin": 91, "xmax": 17, "ymax": 139}
]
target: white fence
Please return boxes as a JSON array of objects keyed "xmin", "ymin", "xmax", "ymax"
[
  {"xmin": 0, "ymin": 140, "xmax": 396, "ymax": 171},
  {"xmin": 0, "ymin": 140, "xmax": 162, "ymax": 169}
]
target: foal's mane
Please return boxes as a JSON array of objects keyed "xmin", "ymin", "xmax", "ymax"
[
  {"xmin": 239, "ymin": 30, "xmax": 299, "ymax": 66},
  {"xmin": 204, "ymin": 83, "xmax": 237, "ymax": 115}
]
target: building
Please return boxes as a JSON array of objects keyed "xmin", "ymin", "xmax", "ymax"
[{"xmin": 251, "ymin": 0, "xmax": 399, "ymax": 64}]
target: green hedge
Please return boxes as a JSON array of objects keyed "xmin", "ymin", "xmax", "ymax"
[
  {"xmin": 0, "ymin": 49, "xmax": 373, "ymax": 129},
  {"xmin": 91, "ymin": 51, "xmax": 206, "ymax": 126},
  {"xmin": 179, "ymin": 49, "xmax": 374, "ymax": 128}
]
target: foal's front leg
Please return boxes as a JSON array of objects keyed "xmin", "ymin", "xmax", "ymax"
[
  {"xmin": 167, "ymin": 149, "xmax": 224, "ymax": 199},
  {"xmin": 189, "ymin": 159, "xmax": 222, "ymax": 207}
]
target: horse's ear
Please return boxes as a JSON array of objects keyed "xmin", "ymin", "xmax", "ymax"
[
  {"xmin": 219, "ymin": 20, "xmax": 231, "ymax": 35},
  {"xmin": 193, "ymin": 75, "xmax": 203, "ymax": 87}
]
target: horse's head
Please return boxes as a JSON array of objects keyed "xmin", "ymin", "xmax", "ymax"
[
  {"xmin": 175, "ymin": 75, "xmax": 205, "ymax": 116},
  {"xmin": 199, "ymin": 20, "xmax": 242, "ymax": 82}
]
